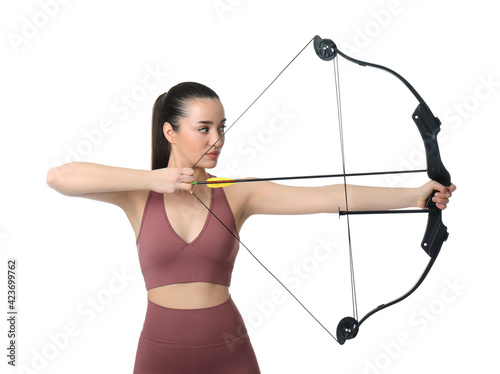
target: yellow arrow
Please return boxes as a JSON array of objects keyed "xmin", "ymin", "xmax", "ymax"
[
  {"xmin": 191, "ymin": 169, "xmax": 426, "ymax": 188},
  {"xmin": 192, "ymin": 177, "xmax": 236, "ymax": 188}
]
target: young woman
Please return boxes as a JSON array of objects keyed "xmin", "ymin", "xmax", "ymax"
[{"xmin": 46, "ymin": 82, "xmax": 455, "ymax": 373}]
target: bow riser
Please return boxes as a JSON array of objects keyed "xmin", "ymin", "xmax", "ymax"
[{"xmin": 412, "ymin": 104, "xmax": 450, "ymax": 257}]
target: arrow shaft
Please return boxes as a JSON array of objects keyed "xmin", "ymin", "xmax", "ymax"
[{"xmin": 194, "ymin": 169, "xmax": 426, "ymax": 186}]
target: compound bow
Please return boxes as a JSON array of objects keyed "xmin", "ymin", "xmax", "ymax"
[{"xmin": 191, "ymin": 35, "xmax": 452, "ymax": 345}]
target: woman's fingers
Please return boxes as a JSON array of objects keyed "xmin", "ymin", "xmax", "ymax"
[
  {"xmin": 178, "ymin": 168, "xmax": 194, "ymax": 191},
  {"xmin": 431, "ymin": 183, "xmax": 456, "ymax": 210}
]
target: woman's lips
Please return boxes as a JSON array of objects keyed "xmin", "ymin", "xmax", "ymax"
[{"xmin": 206, "ymin": 152, "xmax": 219, "ymax": 159}]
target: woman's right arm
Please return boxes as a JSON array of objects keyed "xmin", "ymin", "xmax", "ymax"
[
  {"xmin": 46, "ymin": 162, "xmax": 194, "ymax": 237},
  {"xmin": 46, "ymin": 162, "xmax": 194, "ymax": 207}
]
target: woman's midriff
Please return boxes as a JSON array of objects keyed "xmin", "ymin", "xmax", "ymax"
[{"xmin": 147, "ymin": 282, "xmax": 230, "ymax": 309}]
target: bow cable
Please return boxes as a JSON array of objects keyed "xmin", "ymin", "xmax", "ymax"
[{"xmin": 333, "ymin": 55, "xmax": 359, "ymax": 322}]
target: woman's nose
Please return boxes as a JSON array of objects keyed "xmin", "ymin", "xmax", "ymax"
[{"xmin": 209, "ymin": 129, "xmax": 223, "ymax": 147}]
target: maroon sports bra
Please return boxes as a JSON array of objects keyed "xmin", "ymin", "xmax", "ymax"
[{"xmin": 136, "ymin": 188, "xmax": 240, "ymax": 290}]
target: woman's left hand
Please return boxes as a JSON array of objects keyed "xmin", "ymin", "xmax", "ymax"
[{"xmin": 416, "ymin": 181, "xmax": 457, "ymax": 210}]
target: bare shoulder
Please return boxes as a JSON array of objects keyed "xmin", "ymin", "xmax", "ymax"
[{"xmin": 220, "ymin": 179, "xmax": 258, "ymax": 231}]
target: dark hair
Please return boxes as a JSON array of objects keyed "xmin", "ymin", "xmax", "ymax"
[{"xmin": 151, "ymin": 82, "xmax": 219, "ymax": 170}]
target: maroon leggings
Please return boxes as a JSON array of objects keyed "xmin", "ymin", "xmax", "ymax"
[{"xmin": 133, "ymin": 297, "xmax": 261, "ymax": 374}]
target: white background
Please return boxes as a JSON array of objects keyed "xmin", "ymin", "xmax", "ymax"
[{"xmin": 1, "ymin": 1, "xmax": 499, "ymax": 373}]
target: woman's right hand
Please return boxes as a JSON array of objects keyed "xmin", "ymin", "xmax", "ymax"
[{"xmin": 150, "ymin": 167, "xmax": 194, "ymax": 194}]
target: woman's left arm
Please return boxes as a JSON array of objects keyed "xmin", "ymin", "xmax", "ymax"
[{"xmin": 243, "ymin": 180, "xmax": 456, "ymax": 216}]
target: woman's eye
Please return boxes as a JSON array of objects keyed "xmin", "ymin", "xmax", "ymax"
[
  {"xmin": 199, "ymin": 127, "xmax": 208, "ymax": 133},
  {"xmin": 219, "ymin": 125, "xmax": 226, "ymax": 133}
]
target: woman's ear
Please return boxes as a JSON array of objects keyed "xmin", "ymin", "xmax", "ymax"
[{"xmin": 163, "ymin": 122, "xmax": 176, "ymax": 144}]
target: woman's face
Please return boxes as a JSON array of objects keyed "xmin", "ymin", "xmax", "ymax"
[{"xmin": 165, "ymin": 98, "xmax": 226, "ymax": 168}]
